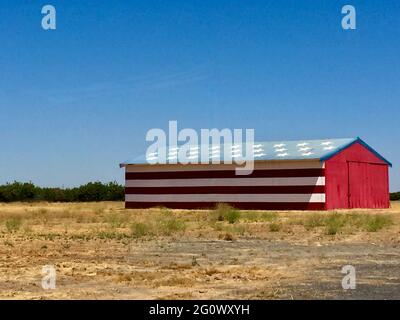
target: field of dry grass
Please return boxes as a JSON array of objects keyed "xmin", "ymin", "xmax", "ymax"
[{"xmin": 1, "ymin": 201, "xmax": 399, "ymax": 299}]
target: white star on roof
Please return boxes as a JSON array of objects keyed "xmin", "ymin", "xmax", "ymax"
[
  {"xmin": 323, "ymin": 146, "xmax": 335, "ymax": 150},
  {"xmin": 277, "ymin": 152, "xmax": 289, "ymax": 157},
  {"xmin": 302, "ymin": 152, "xmax": 314, "ymax": 156},
  {"xmin": 254, "ymin": 153, "xmax": 266, "ymax": 158},
  {"xmin": 297, "ymin": 142, "xmax": 309, "ymax": 147}
]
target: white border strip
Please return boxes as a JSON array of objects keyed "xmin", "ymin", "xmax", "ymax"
[{"xmin": 125, "ymin": 161, "xmax": 324, "ymax": 172}]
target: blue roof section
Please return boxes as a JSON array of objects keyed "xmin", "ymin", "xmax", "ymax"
[
  {"xmin": 120, "ymin": 137, "xmax": 391, "ymax": 166},
  {"xmin": 320, "ymin": 137, "xmax": 392, "ymax": 166}
]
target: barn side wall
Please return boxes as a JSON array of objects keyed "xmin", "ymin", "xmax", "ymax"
[
  {"xmin": 124, "ymin": 160, "xmax": 326, "ymax": 210},
  {"xmin": 325, "ymin": 142, "xmax": 389, "ymax": 209}
]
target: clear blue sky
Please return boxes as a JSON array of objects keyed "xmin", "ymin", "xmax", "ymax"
[{"xmin": 1, "ymin": 0, "xmax": 399, "ymax": 190}]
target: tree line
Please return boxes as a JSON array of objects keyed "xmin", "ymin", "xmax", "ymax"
[
  {"xmin": 0, "ymin": 181, "xmax": 399, "ymax": 202},
  {"xmin": 0, "ymin": 182, "xmax": 124, "ymax": 202}
]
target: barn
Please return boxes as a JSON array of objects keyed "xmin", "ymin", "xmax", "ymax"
[{"xmin": 120, "ymin": 137, "xmax": 391, "ymax": 210}]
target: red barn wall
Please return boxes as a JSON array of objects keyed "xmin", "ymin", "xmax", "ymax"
[{"xmin": 325, "ymin": 142, "xmax": 389, "ymax": 209}]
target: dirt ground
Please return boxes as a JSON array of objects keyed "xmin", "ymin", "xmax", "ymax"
[{"xmin": 0, "ymin": 201, "xmax": 399, "ymax": 299}]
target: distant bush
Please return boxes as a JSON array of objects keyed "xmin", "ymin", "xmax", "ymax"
[
  {"xmin": 0, "ymin": 181, "xmax": 124, "ymax": 202},
  {"xmin": 0, "ymin": 182, "xmax": 36, "ymax": 202},
  {"xmin": 390, "ymin": 192, "xmax": 400, "ymax": 201}
]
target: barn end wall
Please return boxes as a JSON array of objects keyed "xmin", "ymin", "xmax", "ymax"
[
  {"xmin": 124, "ymin": 160, "xmax": 326, "ymax": 210},
  {"xmin": 325, "ymin": 142, "xmax": 389, "ymax": 209}
]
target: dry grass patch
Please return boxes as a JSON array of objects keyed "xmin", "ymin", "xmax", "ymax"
[
  {"xmin": 129, "ymin": 209, "xmax": 186, "ymax": 238},
  {"xmin": 0, "ymin": 202, "xmax": 399, "ymax": 299},
  {"xmin": 301, "ymin": 212, "xmax": 394, "ymax": 235},
  {"xmin": 0, "ymin": 202, "xmax": 397, "ymax": 242},
  {"xmin": 241, "ymin": 211, "xmax": 278, "ymax": 222}
]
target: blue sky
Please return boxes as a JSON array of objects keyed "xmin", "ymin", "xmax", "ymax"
[{"xmin": 0, "ymin": 0, "xmax": 399, "ymax": 190}]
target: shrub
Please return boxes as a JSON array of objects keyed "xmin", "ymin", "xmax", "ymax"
[
  {"xmin": 226, "ymin": 210, "xmax": 240, "ymax": 224},
  {"xmin": 304, "ymin": 213, "xmax": 325, "ymax": 230},
  {"xmin": 191, "ymin": 256, "xmax": 199, "ymax": 266},
  {"xmin": 212, "ymin": 204, "xmax": 240, "ymax": 224},
  {"xmin": 131, "ymin": 222, "xmax": 152, "ymax": 238},
  {"xmin": 5, "ymin": 217, "xmax": 22, "ymax": 233},
  {"xmin": 363, "ymin": 215, "xmax": 392, "ymax": 232},
  {"xmin": 325, "ymin": 213, "xmax": 345, "ymax": 235},
  {"xmin": 159, "ymin": 217, "xmax": 186, "ymax": 236},
  {"xmin": 106, "ymin": 214, "xmax": 126, "ymax": 228},
  {"xmin": 258, "ymin": 212, "xmax": 278, "ymax": 221},
  {"xmin": 220, "ymin": 233, "xmax": 234, "ymax": 241},
  {"xmin": 269, "ymin": 223, "xmax": 281, "ymax": 232},
  {"xmin": 97, "ymin": 230, "xmax": 127, "ymax": 240}
]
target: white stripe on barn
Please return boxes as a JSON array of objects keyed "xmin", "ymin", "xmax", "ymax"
[{"xmin": 125, "ymin": 193, "xmax": 326, "ymax": 203}]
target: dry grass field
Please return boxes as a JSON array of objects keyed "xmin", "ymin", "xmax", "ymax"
[{"xmin": 0, "ymin": 201, "xmax": 399, "ymax": 299}]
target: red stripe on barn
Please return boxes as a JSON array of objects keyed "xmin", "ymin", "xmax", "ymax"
[
  {"xmin": 125, "ymin": 185, "xmax": 325, "ymax": 194},
  {"xmin": 125, "ymin": 168, "xmax": 325, "ymax": 180},
  {"xmin": 125, "ymin": 202, "xmax": 326, "ymax": 210}
]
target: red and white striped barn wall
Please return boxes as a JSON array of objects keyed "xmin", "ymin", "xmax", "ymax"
[{"xmin": 124, "ymin": 161, "xmax": 326, "ymax": 210}]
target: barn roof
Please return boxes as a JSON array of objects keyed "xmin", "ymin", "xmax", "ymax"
[{"xmin": 120, "ymin": 137, "xmax": 391, "ymax": 167}]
